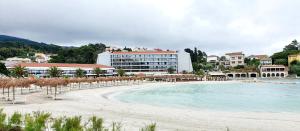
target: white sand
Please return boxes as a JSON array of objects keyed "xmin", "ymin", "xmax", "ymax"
[{"xmin": 3, "ymin": 81, "xmax": 300, "ymax": 131}]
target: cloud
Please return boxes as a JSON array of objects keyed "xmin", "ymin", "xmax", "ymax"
[{"xmin": 1, "ymin": 0, "xmax": 300, "ymax": 56}]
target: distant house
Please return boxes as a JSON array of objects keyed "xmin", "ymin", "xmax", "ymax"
[
  {"xmin": 247, "ymin": 55, "xmax": 268, "ymax": 60},
  {"xmin": 260, "ymin": 57, "xmax": 272, "ymax": 65},
  {"xmin": 35, "ymin": 53, "xmax": 52, "ymax": 63},
  {"xmin": 224, "ymin": 52, "xmax": 245, "ymax": 67},
  {"xmin": 6, "ymin": 57, "xmax": 31, "ymax": 63},
  {"xmin": 288, "ymin": 54, "xmax": 300, "ymax": 67},
  {"xmin": 207, "ymin": 55, "xmax": 219, "ymax": 64}
]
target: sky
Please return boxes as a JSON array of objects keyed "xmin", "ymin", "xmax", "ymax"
[{"xmin": 1, "ymin": 0, "xmax": 300, "ymax": 56}]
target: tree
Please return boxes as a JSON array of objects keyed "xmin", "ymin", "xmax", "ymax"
[
  {"xmin": 93, "ymin": 67, "xmax": 103, "ymax": 77},
  {"xmin": 219, "ymin": 64, "xmax": 226, "ymax": 71},
  {"xmin": 203, "ymin": 63, "xmax": 214, "ymax": 71},
  {"xmin": 219, "ymin": 56, "xmax": 226, "ymax": 61},
  {"xmin": 234, "ymin": 65, "xmax": 245, "ymax": 69},
  {"xmin": 0, "ymin": 62, "xmax": 10, "ymax": 76},
  {"xmin": 195, "ymin": 70, "xmax": 205, "ymax": 76},
  {"xmin": 12, "ymin": 65, "xmax": 26, "ymax": 78},
  {"xmin": 123, "ymin": 46, "xmax": 132, "ymax": 52},
  {"xmin": 75, "ymin": 68, "xmax": 85, "ymax": 77},
  {"xmin": 271, "ymin": 40, "xmax": 300, "ymax": 66},
  {"xmin": 117, "ymin": 68, "xmax": 125, "ymax": 77},
  {"xmin": 49, "ymin": 43, "xmax": 106, "ymax": 64},
  {"xmin": 290, "ymin": 61, "xmax": 300, "ymax": 76},
  {"xmin": 48, "ymin": 66, "xmax": 61, "ymax": 77},
  {"xmin": 184, "ymin": 47, "xmax": 207, "ymax": 72},
  {"xmin": 274, "ymin": 59, "xmax": 288, "ymax": 65},
  {"xmin": 245, "ymin": 58, "xmax": 260, "ymax": 67},
  {"xmin": 284, "ymin": 40, "xmax": 299, "ymax": 51},
  {"xmin": 167, "ymin": 67, "xmax": 176, "ymax": 74}
]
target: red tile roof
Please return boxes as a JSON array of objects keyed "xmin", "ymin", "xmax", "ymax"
[
  {"xmin": 225, "ymin": 52, "xmax": 244, "ymax": 55},
  {"xmin": 17, "ymin": 63, "xmax": 113, "ymax": 69},
  {"xmin": 112, "ymin": 51, "xmax": 177, "ymax": 54},
  {"xmin": 248, "ymin": 55, "xmax": 268, "ymax": 59}
]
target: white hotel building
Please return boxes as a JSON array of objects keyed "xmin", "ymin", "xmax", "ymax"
[
  {"xmin": 97, "ymin": 50, "xmax": 193, "ymax": 75},
  {"xmin": 11, "ymin": 63, "xmax": 115, "ymax": 77}
]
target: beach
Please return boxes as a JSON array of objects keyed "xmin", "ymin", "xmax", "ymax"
[{"xmin": 2, "ymin": 81, "xmax": 300, "ymax": 131}]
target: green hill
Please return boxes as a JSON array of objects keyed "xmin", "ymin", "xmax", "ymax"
[
  {"xmin": 0, "ymin": 35, "xmax": 106, "ymax": 64},
  {"xmin": 0, "ymin": 35, "xmax": 62, "ymax": 54}
]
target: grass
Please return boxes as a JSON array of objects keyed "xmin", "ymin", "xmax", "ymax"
[{"xmin": 0, "ymin": 109, "xmax": 157, "ymax": 131}]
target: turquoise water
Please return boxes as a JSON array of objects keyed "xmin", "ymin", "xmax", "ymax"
[{"xmin": 115, "ymin": 79, "xmax": 300, "ymax": 112}]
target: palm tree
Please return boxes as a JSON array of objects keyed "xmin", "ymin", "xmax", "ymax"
[
  {"xmin": 75, "ymin": 68, "xmax": 85, "ymax": 78},
  {"xmin": 93, "ymin": 67, "xmax": 103, "ymax": 77},
  {"xmin": 117, "ymin": 68, "xmax": 125, "ymax": 77},
  {"xmin": 12, "ymin": 65, "xmax": 26, "ymax": 78},
  {"xmin": 48, "ymin": 66, "xmax": 61, "ymax": 77}
]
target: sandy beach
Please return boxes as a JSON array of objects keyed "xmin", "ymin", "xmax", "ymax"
[{"xmin": 2, "ymin": 81, "xmax": 300, "ymax": 131}]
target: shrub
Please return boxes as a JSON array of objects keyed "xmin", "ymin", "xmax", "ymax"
[{"xmin": 140, "ymin": 123, "xmax": 156, "ymax": 131}]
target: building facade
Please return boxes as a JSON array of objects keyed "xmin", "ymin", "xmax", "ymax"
[
  {"xmin": 12, "ymin": 63, "xmax": 115, "ymax": 77},
  {"xmin": 97, "ymin": 50, "xmax": 193, "ymax": 75},
  {"xmin": 225, "ymin": 52, "xmax": 245, "ymax": 67},
  {"xmin": 260, "ymin": 65, "xmax": 288, "ymax": 78},
  {"xmin": 207, "ymin": 55, "xmax": 219, "ymax": 64},
  {"xmin": 260, "ymin": 57, "xmax": 272, "ymax": 65},
  {"xmin": 6, "ymin": 57, "xmax": 32, "ymax": 63}
]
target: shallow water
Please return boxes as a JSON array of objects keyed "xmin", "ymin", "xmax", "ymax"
[{"xmin": 115, "ymin": 79, "xmax": 300, "ymax": 112}]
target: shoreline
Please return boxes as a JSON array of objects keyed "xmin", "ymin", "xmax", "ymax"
[{"xmin": 2, "ymin": 81, "xmax": 300, "ymax": 131}]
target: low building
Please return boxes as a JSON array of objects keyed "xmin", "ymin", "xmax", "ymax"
[
  {"xmin": 6, "ymin": 57, "xmax": 32, "ymax": 63},
  {"xmin": 97, "ymin": 49, "xmax": 193, "ymax": 75},
  {"xmin": 224, "ymin": 52, "xmax": 245, "ymax": 67},
  {"xmin": 260, "ymin": 65, "xmax": 288, "ymax": 78},
  {"xmin": 11, "ymin": 63, "xmax": 115, "ymax": 77},
  {"xmin": 288, "ymin": 54, "xmax": 300, "ymax": 67},
  {"xmin": 35, "ymin": 53, "xmax": 52, "ymax": 63},
  {"xmin": 260, "ymin": 57, "xmax": 272, "ymax": 65},
  {"xmin": 226, "ymin": 72, "xmax": 259, "ymax": 78},
  {"xmin": 207, "ymin": 55, "xmax": 219, "ymax": 64}
]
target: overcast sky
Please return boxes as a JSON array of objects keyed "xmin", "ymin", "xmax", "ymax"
[{"xmin": 1, "ymin": 0, "xmax": 300, "ymax": 56}]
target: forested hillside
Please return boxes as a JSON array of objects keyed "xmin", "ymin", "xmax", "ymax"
[{"xmin": 0, "ymin": 35, "xmax": 106, "ymax": 64}]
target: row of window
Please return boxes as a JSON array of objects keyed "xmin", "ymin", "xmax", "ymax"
[
  {"xmin": 230, "ymin": 56, "xmax": 243, "ymax": 60},
  {"xmin": 114, "ymin": 66, "xmax": 177, "ymax": 70},
  {"xmin": 261, "ymin": 68, "xmax": 285, "ymax": 72},
  {"xmin": 231, "ymin": 61, "xmax": 243, "ymax": 64},
  {"xmin": 111, "ymin": 58, "xmax": 177, "ymax": 62},
  {"xmin": 112, "ymin": 62, "xmax": 177, "ymax": 66},
  {"xmin": 112, "ymin": 54, "xmax": 177, "ymax": 58}
]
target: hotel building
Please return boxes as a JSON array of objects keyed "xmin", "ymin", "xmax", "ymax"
[
  {"xmin": 10, "ymin": 63, "xmax": 115, "ymax": 77},
  {"xmin": 260, "ymin": 65, "xmax": 288, "ymax": 78},
  {"xmin": 97, "ymin": 50, "xmax": 193, "ymax": 75}
]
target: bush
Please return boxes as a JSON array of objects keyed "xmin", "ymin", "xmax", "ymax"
[
  {"xmin": 0, "ymin": 109, "xmax": 157, "ymax": 131},
  {"xmin": 140, "ymin": 123, "xmax": 156, "ymax": 131}
]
